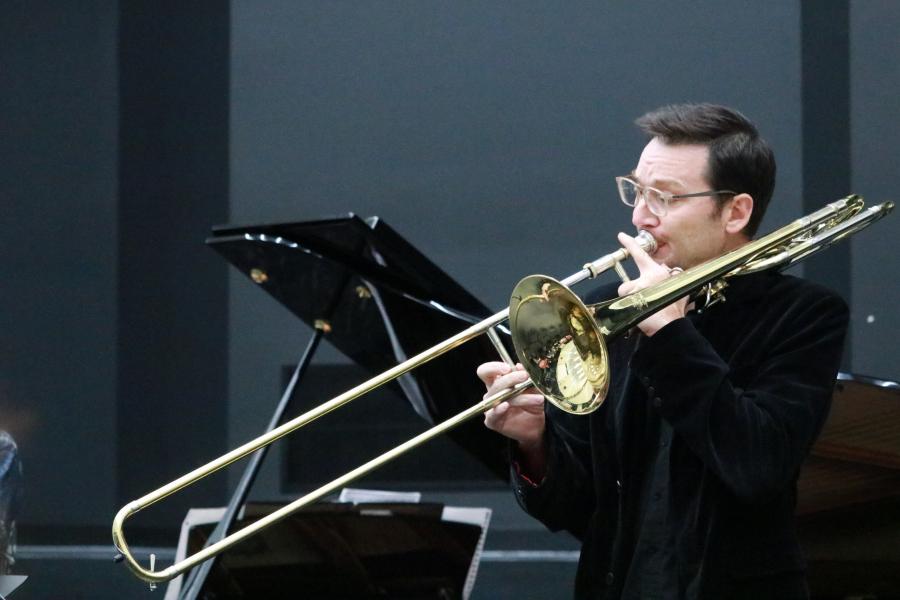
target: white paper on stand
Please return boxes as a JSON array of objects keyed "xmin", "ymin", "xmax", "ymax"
[{"xmin": 441, "ymin": 507, "xmax": 492, "ymax": 600}]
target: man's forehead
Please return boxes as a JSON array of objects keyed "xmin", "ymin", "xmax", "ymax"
[{"xmin": 633, "ymin": 140, "xmax": 710, "ymax": 188}]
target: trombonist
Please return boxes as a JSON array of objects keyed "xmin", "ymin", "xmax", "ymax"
[{"xmin": 478, "ymin": 103, "xmax": 848, "ymax": 599}]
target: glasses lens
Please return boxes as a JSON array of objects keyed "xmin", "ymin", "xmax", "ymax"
[
  {"xmin": 644, "ymin": 188, "xmax": 667, "ymax": 216},
  {"xmin": 617, "ymin": 178, "xmax": 638, "ymax": 206}
]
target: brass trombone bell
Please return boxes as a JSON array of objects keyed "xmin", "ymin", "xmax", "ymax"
[{"xmin": 510, "ymin": 276, "xmax": 611, "ymax": 413}]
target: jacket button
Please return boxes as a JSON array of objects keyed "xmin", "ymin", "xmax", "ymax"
[
  {"xmin": 647, "ymin": 386, "xmax": 655, "ymax": 396},
  {"xmin": 641, "ymin": 376, "xmax": 651, "ymax": 386},
  {"xmin": 653, "ymin": 397, "xmax": 663, "ymax": 408},
  {"xmin": 605, "ymin": 571, "xmax": 615, "ymax": 585}
]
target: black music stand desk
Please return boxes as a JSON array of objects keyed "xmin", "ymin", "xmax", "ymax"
[{"xmin": 165, "ymin": 502, "xmax": 490, "ymax": 600}]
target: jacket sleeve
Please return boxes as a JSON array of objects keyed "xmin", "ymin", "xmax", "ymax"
[
  {"xmin": 510, "ymin": 281, "xmax": 622, "ymax": 537},
  {"xmin": 511, "ymin": 405, "xmax": 604, "ymax": 539},
  {"xmin": 629, "ymin": 284, "xmax": 849, "ymax": 503}
]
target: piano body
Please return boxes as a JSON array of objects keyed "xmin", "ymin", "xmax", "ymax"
[{"xmin": 799, "ymin": 373, "xmax": 900, "ymax": 599}]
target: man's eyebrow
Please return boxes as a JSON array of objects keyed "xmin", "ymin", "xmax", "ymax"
[
  {"xmin": 654, "ymin": 176, "xmax": 685, "ymax": 188},
  {"xmin": 633, "ymin": 172, "xmax": 686, "ymax": 191},
  {"xmin": 627, "ymin": 170, "xmax": 649, "ymax": 185}
]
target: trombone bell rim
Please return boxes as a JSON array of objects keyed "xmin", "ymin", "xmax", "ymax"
[{"xmin": 510, "ymin": 275, "xmax": 610, "ymax": 414}]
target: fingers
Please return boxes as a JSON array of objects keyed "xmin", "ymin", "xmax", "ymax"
[
  {"xmin": 477, "ymin": 361, "xmax": 513, "ymax": 384},
  {"xmin": 483, "ymin": 394, "xmax": 544, "ymax": 427},
  {"xmin": 618, "ymin": 231, "xmax": 657, "ymax": 272},
  {"xmin": 476, "ymin": 361, "xmax": 528, "ymax": 383},
  {"xmin": 479, "ymin": 362, "xmax": 529, "ymax": 386},
  {"xmin": 618, "ymin": 279, "xmax": 637, "ymax": 297},
  {"xmin": 483, "ymin": 402, "xmax": 509, "ymax": 431},
  {"xmin": 478, "ymin": 361, "xmax": 541, "ymax": 415},
  {"xmin": 502, "ymin": 392, "xmax": 545, "ymax": 408},
  {"xmin": 485, "ymin": 396, "xmax": 541, "ymax": 420},
  {"xmin": 487, "ymin": 369, "xmax": 532, "ymax": 397},
  {"xmin": 617, "ymin": 231, "xmax": 673, "ymax": 299}
]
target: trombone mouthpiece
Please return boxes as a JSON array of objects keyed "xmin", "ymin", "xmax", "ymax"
[
  {"xmin": 636, "ymin": 230, "xmax": 657, "ymax": 255},
  {"xmin": 579, "ymin": 230, "xmax": 659, "ymax": 281}
]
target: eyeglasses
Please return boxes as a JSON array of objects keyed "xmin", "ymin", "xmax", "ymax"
[{"xmin": 616, "ymin": 176, "xmax": 736, "ymax": 217}]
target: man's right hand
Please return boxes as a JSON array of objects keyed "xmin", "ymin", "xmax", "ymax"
[{"xmin": 479, "ymin": 362, "xmax": 547, "ymax": 476}]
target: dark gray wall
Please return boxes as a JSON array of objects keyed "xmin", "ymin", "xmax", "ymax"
[
  {"xmin": 0, "ymin": 1, "xmax": 119, "ymax": 529},
  {"xmin": 117, "ymin": 0, "xmax": 230, "ymax": 528},
  {"xmin": 2, "ymin": 2, "xmax": 231, "ymax": 597},
  {"xmin": 801, "ymin": 0, "xmax": 853, "ymax": 350},
  {"xmin": 850, "ymin": 1, "xmax": 900, "ymax": 381}
]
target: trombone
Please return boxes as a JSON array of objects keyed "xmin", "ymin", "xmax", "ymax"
[{"xmin": 113, "ymin": 195, "xmax": 892, "ymax": 584}]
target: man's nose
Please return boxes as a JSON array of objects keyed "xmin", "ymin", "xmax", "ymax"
[{"xmin": 632, "ymin": 195, "xmax": 660, "ymax": 230}]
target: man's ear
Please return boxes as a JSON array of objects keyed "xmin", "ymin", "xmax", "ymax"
[{"xmin": 724, "ymin": 193, "xmax": 753, "ymax": 235}]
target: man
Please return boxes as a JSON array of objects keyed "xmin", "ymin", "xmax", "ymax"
[{"xmin": 479, "ymin": 104, "xmax": 848, "ymax": 599}]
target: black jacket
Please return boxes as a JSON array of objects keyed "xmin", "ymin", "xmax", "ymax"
[{"xmin": 514, "ymin": 270, "xmax": 849, "ymax": 599}]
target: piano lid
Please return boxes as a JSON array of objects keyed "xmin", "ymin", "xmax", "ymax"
[
  {"xmin": 209, "ymin": 214, "xmax": 490, "ymax": 321},
  {"xmin": 208, "ymin": 214, "xmax": 500, "ymax": 368},
  {"xmin": 207, "ymin": 214, "xmax": 510, "ymax": 479}
]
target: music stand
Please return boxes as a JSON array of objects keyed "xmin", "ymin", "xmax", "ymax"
[{"xmin": 167, "ymin": 502, "xmax": 489, "ymax": 600}]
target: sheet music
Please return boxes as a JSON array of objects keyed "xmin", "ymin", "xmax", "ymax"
[{"xmin": 337, "ymin": 487, "xmax": 422, "ymax": 504}]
